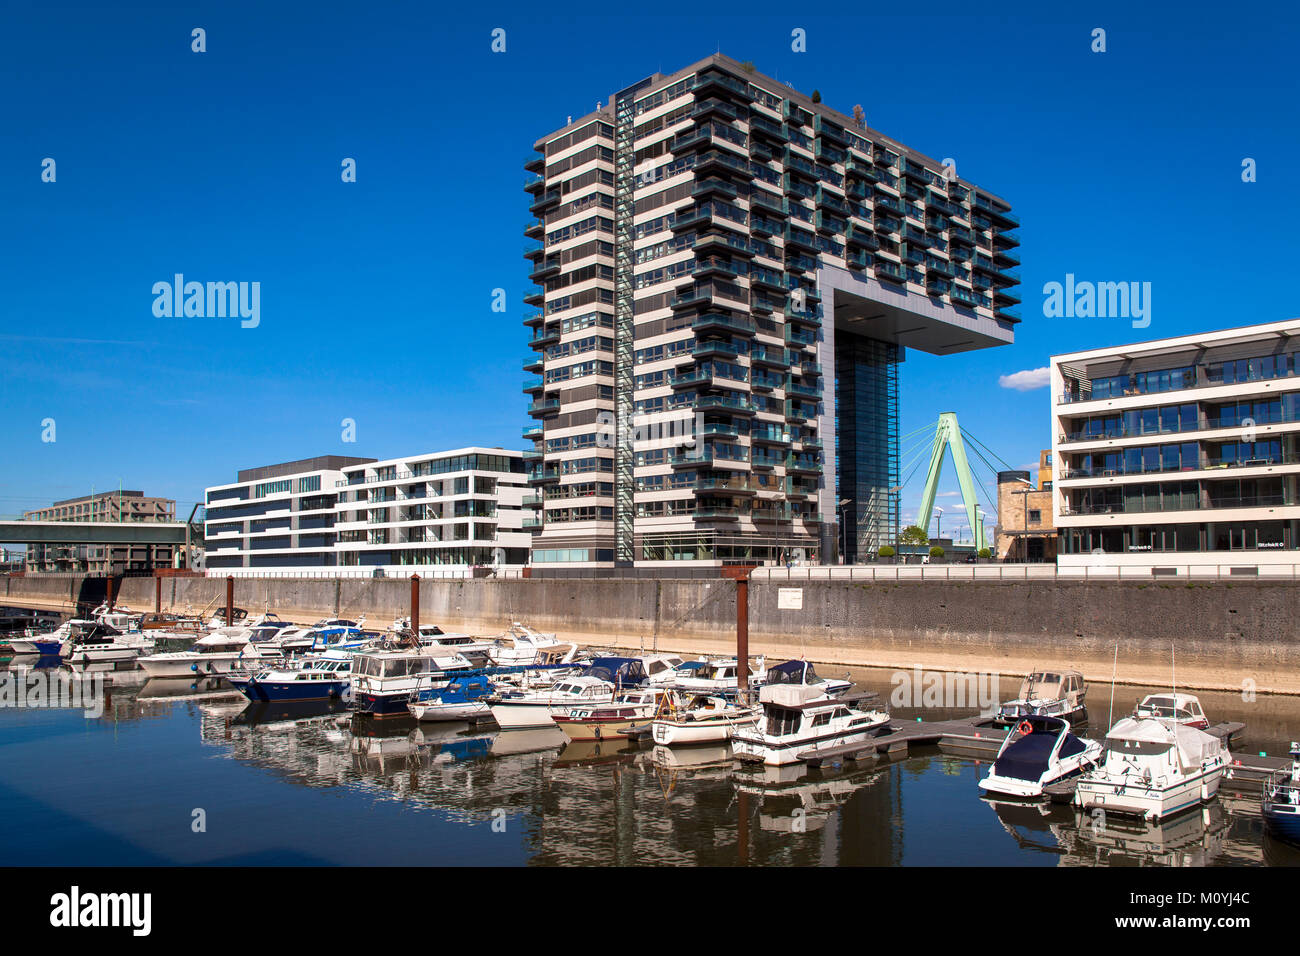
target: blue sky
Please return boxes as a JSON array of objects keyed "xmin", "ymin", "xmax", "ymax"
[{"xmin": 2, "ymin": 0, "xmax": 1298, "ymax": 538}]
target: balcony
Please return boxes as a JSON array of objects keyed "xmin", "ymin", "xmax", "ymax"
[
  {"xmin": 692, "ymin": 312, "xmax": 756, "ymax": 337},
  {"xmin": 522, "ymin": 426, "xmax": 543, "ymax": 441},
  {"xmin": 875, "ymin": 260, "xmax": 906, "ymax": 283},
  {"xmin": 692, "ymin": 177, "xmax": 739, "ymax": 200},
  {"xmin": 527, "ymin": 398, "xmax": 561, "ymax": 418},
  {"xmin": 529, "ymin": 188, "xmax": 561, "ymax": 215}
]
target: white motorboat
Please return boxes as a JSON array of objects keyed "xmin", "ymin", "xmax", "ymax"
[
  {"xmin": 995, "ymin": 669, "xmax": 1087, "ymax": 725},
  {"xmin": 651, "ymin": 692, "xmax": 759, "ymax": 746},
  {"xmin": 486, "ymin": 675, "xmax": 616, "ymax": 730},
  {"xmin": 137, "ymin": 626, "xmax": 277, "ymax": 679},
  {"xmin": 488, "ymin": 622, "xmax": 578, "ymax": 666},
  {"xmin": 1074, "ymin": 716, "xmax": 1227, "ymax": 821},
  {"xmin": 978, "ymin": 715, "xmax": 1103, "ymax": 798},
  {"xmin": 732, "ymin": 685, "xmax": 889, "ymax": 766},
  {"xmin": 60, "ymin": 622, "xmax": 156, "ymax": 664},
  {"xmin": 641, "ymin": 654, "xmax": 688, "ymax": 684},
  {"xmin": 667, "ymin": 656, "xmax": 767, "ymax": 692},
  {"xmin": 758, "ymin": 659, "xmax": 851, "ymax": 698},
  {"xmin": 551, "ymin": 688, "xmax": 662, "ymax": 742},
  {"xmin": 1133, "ymin": 692, "xmax": 1209, "ymax": 730},
  {"xmin": 350, "ymin": 646, "xmax": 477, "ymax": 717}
]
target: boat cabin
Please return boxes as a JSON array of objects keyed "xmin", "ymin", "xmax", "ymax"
[{"xmin": 1134, "ymin": 693, "xmax": 1207, "ymax": 728}]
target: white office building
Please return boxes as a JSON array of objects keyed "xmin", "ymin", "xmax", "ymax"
[
  {"xmin": 204, "ymin": 449, "xmax": 530, "ymax": 577},
  {"xmin": 1052, "ymin": 319, "xmax": 1300, "ymax": 574}
]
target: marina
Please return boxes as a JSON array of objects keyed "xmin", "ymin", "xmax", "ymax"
[{"xmin": 2, "ymin": 599, "xmax": 1298, "ymax": 867}]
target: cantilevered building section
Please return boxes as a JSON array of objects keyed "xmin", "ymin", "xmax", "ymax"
[{"xmin": 524, "ymin": 54, "xmax": 1019, "ymax": 567}]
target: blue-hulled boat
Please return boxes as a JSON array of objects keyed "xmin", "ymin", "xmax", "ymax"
[
  {"xmin": 408, "ymin": 674, "xmax": 496, "ymax": 721},
  {"xmin": 227, "ymin": 651, "xmax": 354, "ymax": 703},
  {"xmin": 1263, "ymin": 742, "xmax": 1300, "ymax": 844}
]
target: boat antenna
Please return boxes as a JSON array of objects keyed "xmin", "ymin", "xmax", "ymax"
[
  {"xmin": 1107, "ymin": 643, "xmax": 1118, "ymax": 728},
  {"xmin": 1171, "ymin": 642, "xmax": 1176, "ymax": 703}
]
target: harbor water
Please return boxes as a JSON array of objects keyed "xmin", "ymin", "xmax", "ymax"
[{"xmin": 2, "ymin": 657, "xmax": 1298, "ymax": 867}]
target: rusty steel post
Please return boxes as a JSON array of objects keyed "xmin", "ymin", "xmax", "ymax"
[
  {"xmin": 736, "ymin": 575, "xmax": 749, "ymax": 697},
  {"xmin": 155, "ymin": 575, "xmax": 162, "ymax": 613},
  {"xmin": 410, "ymin": 574, "xmax": 420, "ymax": 642},
  {"xmin": 106, "ymin": 575, "xmax": 115, "ymax": 611},
  {"xmin": 226, "ymin": 575, "xmax": 234, "ymax": 626}
]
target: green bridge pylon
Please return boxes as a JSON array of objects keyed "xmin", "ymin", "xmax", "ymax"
[{"xmin": 917, "ymin": 412, "xmax": 987, "ymax": 552}]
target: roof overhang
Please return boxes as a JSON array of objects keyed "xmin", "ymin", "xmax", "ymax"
[{"xmin": 819, "ymin": 266, "xmax": 1015, "ymax": 355}]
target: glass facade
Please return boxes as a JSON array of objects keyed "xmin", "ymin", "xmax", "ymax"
[{"xmin": 835, "ymin": 331, "xmax": 900, "ymax": 561}]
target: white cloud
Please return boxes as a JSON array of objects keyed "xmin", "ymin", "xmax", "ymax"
[{"xmin": 998, "ymin": 367, "xmax": 1050, "ymax": 391}]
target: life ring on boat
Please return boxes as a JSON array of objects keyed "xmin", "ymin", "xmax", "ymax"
[{"xmin": 1017, "ymin": 720, "xmax": 1034, "ymax": 736}]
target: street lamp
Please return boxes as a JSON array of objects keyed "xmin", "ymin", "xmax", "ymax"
[
  {"xmin": 837, "ymin": 497, "xmax": 852, "ymax": 564},
  {"xmin": 933, "ymin": 507, "xmax": 943, "ymax": 542},
  {"xmin": 1009, "ymin": 476, "xmax": 1032, "ymax": 562},
  {"xmin": 974, "ymin": 504, "xmax": 984, "ymax": 552}
]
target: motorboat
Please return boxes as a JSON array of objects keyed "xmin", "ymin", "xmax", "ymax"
[
  {"xmin": 137, "ymin": 627, "xmax": 279, "ymax": 679},
  {"xmin": 350, "ymin": 647, "xmax": 477, "ymax": 717},
  {"xmin": 579, "ymin": 656, "xmax": 651, "ymax": 689},
  {"xmin": 650, "ymin": 691, "xmax": 760, "ymax": 746},
  {"xmin": 759, "ymin": 659, "xmax": 851, "ymax": 698},
  {"xmin": 407, "ymin": 673, "xmax": 497, "ymax": 722},
  {"xmin": 1074, "ymin": 716, "xmax": 1227, "ymax": 822},
  {"xmin": 226, "ymin": 651, "xmax": 354, "ymax": 703},
  {"xmin": 667, "ymin": 656, "xmax": 768, "ymax": 692},
  {"xmin": 87, "ymin": 604, "xmax": 142, "ymax": 632},
  {"xmin": 1262, "ymin": 742, "xmax": 1300, "ymax": 844},
  {"xmin": 59, "ymin": 622, "xmax": 156, "ymax": 664},
  {"xmin": 978, "ymin": 715, "xmax": 1103, "ymax": 798},
  {"xmin": 8, "ymin": 619, "xmax": 88, "ymax": 656},
  {"xmin": 487, "ymin": 622, "xmax": 578, "ymax": 666},
  {"xmin": 995, "ymin": 669, "xmax": 1087, "ymax": 725},
  {"xmin": 731, "ymin": 685, "xmax": 890, "ymax": 766},
  {"xmin": 640, "ymin": 654, "xmax": 688, "ymax": 684},
  {"xmin": 1133, "ymin": 693, "xmax": 1209, "ymax": 730},
  {"xmin": 551, "ymin": 688, "xmax": 661, "ymax": 742},
  {"xmin": 486, "ymin": 675, "xmax": 617, "ymax": 730}
]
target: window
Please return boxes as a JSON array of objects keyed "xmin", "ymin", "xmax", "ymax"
[{"xmin": 1027, "ymin": 509, "xmax": 1041, "ymax": 524}]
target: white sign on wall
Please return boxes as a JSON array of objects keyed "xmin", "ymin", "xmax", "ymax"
[{"xmin": 777, "ymin": 587, "xmax": 804, "ymax": 610}]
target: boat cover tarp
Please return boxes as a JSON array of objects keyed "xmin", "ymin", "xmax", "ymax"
[
  {"xmin": 759, "ymin": 683, "xmax": 824, "ymax": 707},
  {"xmin": 993, "ymin": 732, "xmax": 1057, "ymax": 781},
  {"xmin": 1105, "ymin": 716, "xmax": 1221, "ymax": 767}
]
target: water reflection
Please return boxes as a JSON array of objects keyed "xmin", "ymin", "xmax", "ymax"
[{"xmin": 2, "ymin": 658, "xmax": 1299, "ymax": 866}]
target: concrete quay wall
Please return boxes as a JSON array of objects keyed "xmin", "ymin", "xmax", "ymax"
[{"xmin": 2, "ymin": 574, "xmax": 1296, "ymax": 693}]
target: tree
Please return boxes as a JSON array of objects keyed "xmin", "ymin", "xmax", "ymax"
[
  {"xmin": 900, "ymin": 525, "xmax": 928, "ymax": 546},
  {"xmin": 740, "ymin": 61, "xmax": 756, "ymax": 74},
  {"xmin": 811, "ymin": 89, "xmax": 822, "ymax": 103},
  {"xmin": 977, "ymin": 547, "xmax": 991, "ymax": 559},
  {"xmin": 852, "ymin": 104, "xmax": 866, "ymax": 128},
  {"xmin": 929, "ymin": 546, "xmax": 946, "ymax": 559},
  {"xmin": 877, "ymin": 545, "xmax": 896, "ymax": 559}
]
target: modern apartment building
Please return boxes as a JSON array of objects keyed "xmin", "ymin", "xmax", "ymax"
[
  {"xmin": 204, "ymin": 450, "xmax": 530, "ymax": 576},
  {"xmin": 1052, "ymin": 319, "xmax": 1300, "ymax": 572},
  {"xmin": 524, "ymin": 54, "xmax": 1020, "ymax": 567},
  {"xmin": 23, "ymin": 491, "xmax": 177, "ymax": 573}
]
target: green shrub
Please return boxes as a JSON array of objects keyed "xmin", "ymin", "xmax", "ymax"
[
  {"xmin": 929, "ymin": 546, "xmax": 945, "ymax": 559},
  {"xmin": 877, "ymin": 545, "xmax": 896, "ymax": 558},
  {"xmin": 977, "ymin": 548, "xmax": 991, "ymax": 559}
]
